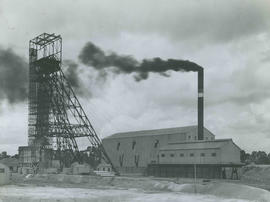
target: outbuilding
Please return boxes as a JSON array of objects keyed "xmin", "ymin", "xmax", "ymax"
[
  {"xmin": 0, "ymin": 158, "xmax": 19, "ymax": 173},
  {"xmin": 71, "ymin": 162, "xmax": 92, "ymax": 175},
  {"xmin": 97, "ymin": 163, "xmax": 112, "ymax": 172},
  {"xmin": 0, "ymin": 163, "xmax": 10, "ymax": 185}
]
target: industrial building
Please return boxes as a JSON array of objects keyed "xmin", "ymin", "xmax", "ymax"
[{"xmin": 102, "ymin": 125, "xmax": 242, "ymax": 179}]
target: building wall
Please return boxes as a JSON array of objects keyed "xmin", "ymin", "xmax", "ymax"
[
  {"xmin": 220, "ymin": 141, "xmax": 241, "ymax": 164},
  {"xmin": 158, "ymin": 148, "xmax": 221, "ymax": 164},
  {"xmin": 158, "ymin": 140, "xmax": 241, "ymax": 165},
  {"xmin": 103, "ymin": 135, "xmax": 162, "ymax": 170},
  {"xmin": 102, "ymin": 128, "xmax": 217, "ymax": 172},
  {"xmin": 0, "ymin": 158, "xmax": 19, "ymax": 173},
  {"xmin": 0, "ymin": 163, "xmax": 10, "ymax": 185},
  {"xmin": 19, "ymin": 146, "xmax": 40, "ymax": 167},
  {"xmin": 147, "ymin": 164, "xmax": 222, "ymax": 178},
  {"xmin": 18, "ymin": 146, "xmax": 53, "ymax": 168},
  {"xmin": 97, "ymin": 163, "xmax": 112, "ymax": 172}
]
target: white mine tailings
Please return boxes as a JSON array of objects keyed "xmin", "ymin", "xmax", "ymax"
[
  {"xmin": 1, "ymin": 165, "xmax": 270, "ymax": 202},
  {"xmin": 0, "ymin": 184, "xmax": 261, "ymax": 202},
  {"xmin": 0, "ymin": 175, "xmax": 270, "ymax": 202}
]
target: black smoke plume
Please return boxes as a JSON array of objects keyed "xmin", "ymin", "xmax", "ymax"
[
  {"xmin": 79, "ymin": 42, "xmax": 203, "ymax": 81},
  {"xmin": 0, "ymin": 47, "xmax": 28, "ymax": 103},
  {"xmin": 0, "ymin": 48, "xmax": 84, "ymax": 104}
]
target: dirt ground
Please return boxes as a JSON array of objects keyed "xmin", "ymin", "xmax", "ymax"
[{"xmin": 1, "ymin": 165, "xmax": 269, "ymax": 202}]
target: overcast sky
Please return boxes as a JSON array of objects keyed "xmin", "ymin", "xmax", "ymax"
[{"xmin": 1, "ymin": 0, "xmax": 270, "ymax": 154}]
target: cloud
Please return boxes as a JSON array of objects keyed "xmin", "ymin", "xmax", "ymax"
[
  {"xmin": 223, "ymin": 60, "xmax": 270, "ymax": 106},
  {"xmin": 261, "ymin": 49, "xmax": 270, "ymax": 63},
  {"xmin": 1, "ymin": 0, "xmax": 270, "ymax": 155},
  {"xmin": 0, "ymin": 102, "xmax": 28, "ymax": 152},
  {"xmin": 1, "ymin": 0, "xmax": 270, "ymax": 51}
]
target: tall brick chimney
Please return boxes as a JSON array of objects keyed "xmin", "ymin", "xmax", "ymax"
[{"xmin": 198, "ymin": 69, "xmax": 204, "ymax": 140}]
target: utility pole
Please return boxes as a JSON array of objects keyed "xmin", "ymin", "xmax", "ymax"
[{"xmin": 194, "ymin": 164, "xmax": 197, "ymax": 193}]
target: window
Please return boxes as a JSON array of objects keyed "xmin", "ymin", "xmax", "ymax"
[
  {"xmin": 135, "ymin": 155, "xmax": 140, "ymax": 167},
  {"xmin": 132, "ymin": 141, "xmax": 136, "ymax": 150},
  {"xmin": 188, "ymin": 136, "xmax": 191, "ymax": 139},
  {"xmin": 190, "ymin": 153, "xmax": 194, "ymax": 157},
  {"xmin": 119, "ymin": 154, "xmax": 124, "ymax": 167},
  {"xmin": 0, "ymin": 168, "xmax": 4, "ymax": 173},
  {"xmin": 154, "ymin": 139, "xmax": 159, "ymax": 148},
  {"xmin": 117, "ymin": 142, "xmax": 120, "ymax": 151},
  {"xmin": 170, "ymin": 154, "xmax": 174, "ymax": 157},
  {"xmin": 211, "ymin": 153, "xmax": 216, "ymax": 157},
  {"xmin": 161, "ymin": 154, "xmax": 165, "ymax": 157},
  {"xmin": 200, "ymin": 153, "xmax": 205, "ymax": 157},
  {"xmin": 103, "ymin": 167, "xmax": 105, "ymax": 171},
  {"xmin": 205, "ymin": 137, "xmax": 208, "ymax": 140},
  {"xmin": 194, "ymin": 136, "xmax": 197, "ymax": 140},
  {"xmin": 180, "ymin": 153, "xmax": 184, "ymax": 157}
]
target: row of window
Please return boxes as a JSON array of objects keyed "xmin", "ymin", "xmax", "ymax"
[
  {"xmin": 116, "ymin": 135, "xmax": 214, "ymax": 151},
  {"xmin": 117, "ymin": 139, "xmax": 160, "ymax": 151},
  {"xmin": 97, "ymin": 167, "xmax": 111, "ymax": 172},
  {"xmin": 160, "ymin": 152, "xmax": 216, "ymax": 158},
  {"xmin": 117, "ymin": 141, "xmax": 137, "ymax": 151},
  {"xmin": 188, "ymin": 136, "xmax": 214, "ymax": 140}
]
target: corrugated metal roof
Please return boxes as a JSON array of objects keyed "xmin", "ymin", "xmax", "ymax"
[
  {"xmin": 104, "ymin": 125, "xmax": 214, "ymax": 139},
  {"xmin": 159, "ymin": 139, "xmax": 233, "ymax": 151}
]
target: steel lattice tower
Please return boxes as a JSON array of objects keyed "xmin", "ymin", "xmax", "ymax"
[{"xmin": 28, "ymin": 33, "xmax": 116, "ymax": 172}]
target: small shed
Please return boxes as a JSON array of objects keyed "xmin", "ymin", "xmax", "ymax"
[
  {"xmin": 0, "ymin": 163, "xmax": 10, "ymax": 185},
  {"xmin": 71, "ymin": 162, "xmax": 93, "ymax": 175},
  {"xmin": 0, "ymin": 158, "xmax": 19, "ymax": 173},
  {"xmin": 97, "ymin": 163, "xmax": 112, "ymax": 172}
]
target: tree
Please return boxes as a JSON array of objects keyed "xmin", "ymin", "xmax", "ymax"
[
  {"xmin": 256, "ymin": 151, "xmax": 269, "ymax": 164},
  {"xmin": 240, "ymin": 150, "xmax": 247, "ymax": 163}
]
